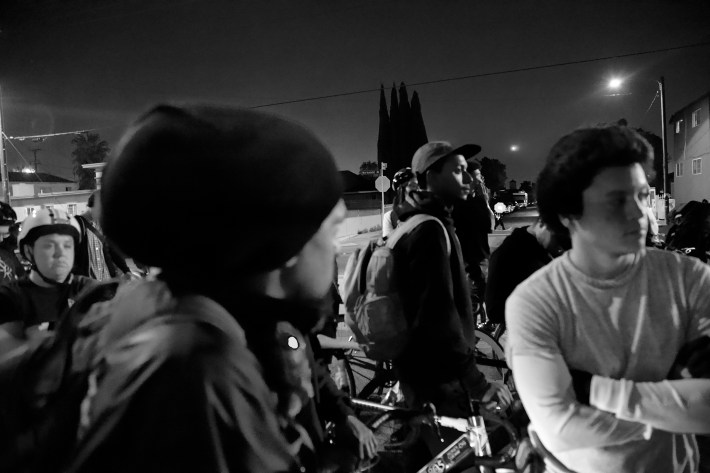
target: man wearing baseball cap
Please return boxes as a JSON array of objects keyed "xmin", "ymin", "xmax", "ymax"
[{"xmin": 390, "ymin": 141, "xmax": 513, "ymax": 469}]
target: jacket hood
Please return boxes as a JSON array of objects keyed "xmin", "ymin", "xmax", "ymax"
[{"xmin": 398, "ymin": 190, "xmax": 454, "ymax": 225}]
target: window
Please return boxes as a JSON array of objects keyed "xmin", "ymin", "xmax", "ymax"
[
  {"xmin": 675, "ymin": 119, "xmax": 683, "ymax": 134},
  {"xmin": 26, "ymin": 207, "xmax": 34, "ymax": 217},
  {"xmin": 67, "ymin": 204, "xmax": 77, "ymax": 216},
  {"xmin": 692, "ymin": 109, "xmax": 701, "ymax": 128},
  {"xmin": 676, "ymin": 161, "xmax": 684, "ymax": 177},
  {"xmin": 692, "ymin": 158, "xmax": 702, "ymax": 175}
]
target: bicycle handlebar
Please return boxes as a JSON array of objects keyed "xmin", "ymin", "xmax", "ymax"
[{"xmin": 356, "ymin": 401, "xmax": 520, "ymax": 468}]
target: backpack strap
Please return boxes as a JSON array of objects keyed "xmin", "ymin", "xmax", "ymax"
[{"xmin": 386, "ymin": 214, "xmax": 451, "ymax": 256}]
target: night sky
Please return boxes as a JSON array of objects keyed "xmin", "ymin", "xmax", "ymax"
[{"xmin": 1, "ymin": 0, "xmax": 709, "ymax": 184}]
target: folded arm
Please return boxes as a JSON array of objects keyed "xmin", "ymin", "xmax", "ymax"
[
  {"xmin": 511, "ymin": 350, "xmax": 649, "ymax": 453},
  {"xmin": 590, "ymin": 372, "xmax": 710, "ymax": 434}
]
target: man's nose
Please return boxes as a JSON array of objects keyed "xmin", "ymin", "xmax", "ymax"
[
  {"xmin": 463, "ymin": 171, "xmax": 473, "ymax": 184},
  {"xmin": 627, "ymin": 197, "xmax": 646, "ymax": 220}
]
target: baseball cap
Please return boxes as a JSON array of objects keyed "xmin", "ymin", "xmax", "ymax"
[{"xmin": 412, "ymin": 141, "xmax": 482, "ymax": 175}]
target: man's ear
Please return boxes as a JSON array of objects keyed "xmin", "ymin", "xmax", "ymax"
[
  {"xmin": 424, "ymin": 168, "xmax": 437, "ymax": 191},
  {"xmin": 559, "ymin": 215, "xmax": 576, "ymax": 232}
]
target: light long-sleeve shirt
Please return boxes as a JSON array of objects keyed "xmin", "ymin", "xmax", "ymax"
[{"xmin": 506, "ymin": 248, "xmax": 710, "ymax": 473}]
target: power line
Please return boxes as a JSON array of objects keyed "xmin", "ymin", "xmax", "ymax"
[
  {"xmin": 6, "ymin": 129, "xmax": 98, "ymax": 141},
  {"xmin": 250, "ymin": 40, "xmax": 710, "ymax": 109}
]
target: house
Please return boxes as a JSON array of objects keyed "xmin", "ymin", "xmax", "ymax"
[
  {"xmin": 669, "ymin": 91, "xmax": 710, "ymax": 207},
  {"xmin": 9, "ymin": 171, "xmax": 78, "ymax": 197},
  {"xmin": 6, "ymin": 171, "xmax": 91, "ymax": 220}
]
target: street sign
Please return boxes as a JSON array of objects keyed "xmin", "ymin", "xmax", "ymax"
[{"xmin": 374, "ymin": 175, "xmax": 390, "ymax": 193}]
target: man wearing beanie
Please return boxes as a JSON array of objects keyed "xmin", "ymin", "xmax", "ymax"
[
  {"xmin": 390, "ymin": 141, "xmax": 512, "ymax": 469},
  {"xmin": 66, "ymin": 105, "xmax": 373, "ymax": 473}
]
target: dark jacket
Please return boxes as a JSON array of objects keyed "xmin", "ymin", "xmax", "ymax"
[
  {"xmin": 66, "ymin": 280, "xmax": 298, "ymax": 473},
  {"xmin": 74, "ymin": 215, "xmax": 130, "ymax": 279},
  {"xmin": 0, "ymin": 243, "xmax": 25, "ymax": 283},
  {"xmin": 392, "ymin": 194, "xmax": 488, "ymax": 400},
  {"xmin": 485, "ymin": 226, "xmax": 552, "ymax": 325},
  {"xmin": 0, "ymin": 274, "xmax": 95, "ymax": 329},
  {"xmin": 452, "ymin": 194, "xmax": 492, "ymax": 277}
]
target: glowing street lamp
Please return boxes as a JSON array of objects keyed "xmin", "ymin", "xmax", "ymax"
[
  {"xmin": 608, "ymin": 78, "xmax": 623, "ymax": 89},
  {"xmin": 510, "ymin": 145, "xmax": 519, "ymax": 152}
]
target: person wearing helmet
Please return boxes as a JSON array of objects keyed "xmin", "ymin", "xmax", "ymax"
[
  {"xmin": 0, "ymin": 202, "xmax": 24, "ymax": 283},
  {"xmin": 382, "ymin": 167, "xmax": 419, "ymax": 237},
  {"xmin": 0, "ymin": 208, "xmax": 95, "ymax": 341},
  {"xmin": 66, "ymin": 104, "xmax": 376, "ymax": 473}
]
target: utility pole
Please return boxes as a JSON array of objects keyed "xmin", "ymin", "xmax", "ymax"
[
  {"xmin": 0, "ymin": 96, "xmax": 10, "ymax": 204},
  {"xmin": 658, "ymin": 76, "xmax": 670, "ymax": 221},
  {"xmin": 31, "ymin": 147, "xmax": 41, "ymax": 173}
]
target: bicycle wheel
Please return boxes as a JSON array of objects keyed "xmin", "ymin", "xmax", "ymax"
[
  {"xmin": 347, "ymin": 351, "xmax": 397, "ymax": 402},
  {"xmin": 474, "ymin": 329, "xmax": 515, "ymax": 393}
]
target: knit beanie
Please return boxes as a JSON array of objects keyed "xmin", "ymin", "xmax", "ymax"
[{"xmin": 101, "ymin": 104, "xmax": 343, "ymax": 274}]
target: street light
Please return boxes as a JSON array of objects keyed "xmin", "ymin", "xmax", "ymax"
[{"xmin": 607, "ymin": 76, "xmax": 670, "ymax": 220}]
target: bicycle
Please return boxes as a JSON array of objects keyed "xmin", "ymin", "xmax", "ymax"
[
  {"xmin": 474, "ymin": 329, "xmax": 514, "ymax": 393},
  {"xmin": 330, "ymin": 331, "xmax": 513, "ymax": 410},
  {"xmin": 351, "ymin": 397, "xmax": 520, "ymax": 473}
]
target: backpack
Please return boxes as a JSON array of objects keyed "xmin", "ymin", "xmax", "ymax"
[
  {"xmin": 341, "ymin": 214, "xmax": 451, "ymax": 361},
  {"xmin": 665, "ymin": 200, "xmax": 710, "ymax": 262},
  {"xmin": 0, "ymin": 281, "xmax": 118, "ymax": 473}
]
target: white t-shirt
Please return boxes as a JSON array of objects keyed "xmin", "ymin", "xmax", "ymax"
[{"xmin": 506, "ymin": 248, "xmax": 710, "ymax": 473}]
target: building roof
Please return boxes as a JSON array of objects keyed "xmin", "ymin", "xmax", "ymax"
[
  {"xmin": 669, "ymin": 90, "xmax": 710, "ymax": 123},
  {"xmin": 8, "ymin": 171, "xmax": 75, "ymax": 183}
]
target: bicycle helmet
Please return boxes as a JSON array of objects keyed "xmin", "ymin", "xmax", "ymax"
[
  {"xmin": 392, "ymin": 167, "xmax": 415, "ymax": 190},
  {"xmin": 18, "ymin": 208, "xmax": 81, "ymax": 261},
  {"xmin": 0, "ymin": 201, "xmax": 17, "ymax": 227}
]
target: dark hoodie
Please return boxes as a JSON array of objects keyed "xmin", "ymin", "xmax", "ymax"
[
  {"xmin": 485, "ymin": 226, "xmax": 552, "ymax": 325},
  {"xmin": 392, "ymin": 193, "xmax": 488, "ymax": 401}
]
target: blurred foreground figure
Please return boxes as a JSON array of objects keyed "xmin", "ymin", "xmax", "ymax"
[
  {"xmin": 67, "ymin": 105, "xmax": 346, "ymax": 473},
  {"xmin": 507, "ymin": 125, "xmax": 710, "ymax": 473}
]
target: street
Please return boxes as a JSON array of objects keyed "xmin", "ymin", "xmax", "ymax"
[{"xmin": 336, "ymin": 205, "xmax": 540, "ymax": 278}]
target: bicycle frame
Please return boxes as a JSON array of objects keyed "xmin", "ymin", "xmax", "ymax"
[{"xmin": 352, "ymin": 399, "xmax": 519, "ymax": 472}]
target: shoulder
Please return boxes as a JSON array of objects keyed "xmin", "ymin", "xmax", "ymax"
[
  {"xmin": 398, "ymin": 214, "xmax": 448, "ymax": 245},
  {"xmin": 643, "ymin": 248, "xmax": 709, "ymax": 278},
  {"xmin": 507, "ymin": 256, "xmax": 567, "ymax": 316}
]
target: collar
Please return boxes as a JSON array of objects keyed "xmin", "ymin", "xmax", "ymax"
[{"xmin": 399, "ymin": 190, "xmax": 453, "ymax": 224}]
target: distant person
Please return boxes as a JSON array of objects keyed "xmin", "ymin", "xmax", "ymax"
[
  {"xmin": 0, "ymin": 209, "xmax": 95, "ymax": 344},
  {"xmin": 67, "ymin": 104, "xmax": 368, "ymax": 473},
  {"xmin": 0, "ymin": 203, "xmax": 25, "ymax": 283},
  {"xmin": 484, "ymin": 218, "xmax": 568, "ymax": 334},
  {"xmin": 507, "ymin": 125, "xmax": 710, "ymax": 473},
  {"xmin": 493, "ymin": 211, "xmax": 506, "ymax": 230},
  {"xmin": 382, "ymin": 167, "xmax": 418, "ymax": 238},
  {"xmin": 74, "ymin": 191, "xmax": 130, "ymax": 280},
  {"xmin": 452, "ymin": 158, "xmax": 494, "ymax": 322}
]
